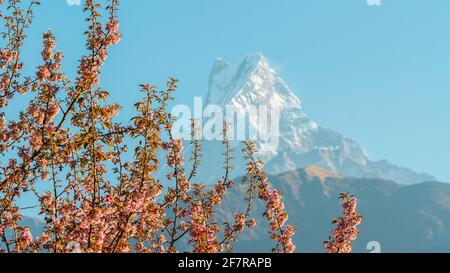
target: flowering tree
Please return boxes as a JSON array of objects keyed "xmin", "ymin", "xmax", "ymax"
[
  {"xmin": 324, "ymin": 193, "xmax": 363, "ymax": 253},
  {"xmin": 0, "ymin": 0, "xmax": 364, "ymax": 254},
  {"xmin": 0, "ymin": 0, "xmax": 297, "ymax": 253}
]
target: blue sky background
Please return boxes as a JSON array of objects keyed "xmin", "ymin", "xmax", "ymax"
[{"xmin": 13, "ymin": 0, "xmax": 450, "ymax": 184}]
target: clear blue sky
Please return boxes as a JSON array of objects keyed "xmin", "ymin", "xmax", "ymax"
[{"xmin": 16, "ymin": 0, "xmax": 450, "ymax": 183}]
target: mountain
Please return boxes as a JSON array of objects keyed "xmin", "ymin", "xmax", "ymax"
[
  {"xmin": 215, "ymin": 167, "xmax": 450, "ymax": 253},
  {"xmin": 17, "ymin": 169, "xmax": 450, "ymax": 253},
  {"xmin": 194, "ymin": 53, "xmax": 435, "ymax": 185}
]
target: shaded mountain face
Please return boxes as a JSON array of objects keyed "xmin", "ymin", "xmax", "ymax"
[
  {"xmin": 197, "ymin": 53, "xmax": 434, "ymax": 185},
  {"xmin": 215, "ymin": 168, "xmax": 450, "ymax": 253}
]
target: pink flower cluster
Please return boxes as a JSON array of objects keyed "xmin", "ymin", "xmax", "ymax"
[
  {"xmin": 15, "ymin": 227, "xmax": 33, "ymax": 251},
  {"xmin": 105, "ymin": 20, "xmax": 121, "ymax": 46},
  {"xmin": 259, "ymin": 185, "xmax": 296, "ymax": 253},
  {"xmin": 325, "ymin": 193, "xmax": 363, "ymax": 253},
  {"xmin": 36, "ymin": 32, "xmax": 63, "ymax": 83},
  {"xmin": 0, "ymin": 49, "xmax": 16, "ymax": 69},
  {"xmin": 188, "ymin": 201, "xmax": 220, "ymax": 253},
  {"xmin": 75, "ymin": 7, "xmax": 121, "ymax": 93},
  {"xmin": 164, "ymin": 139, "xmax": 185, "ymax": 168}
]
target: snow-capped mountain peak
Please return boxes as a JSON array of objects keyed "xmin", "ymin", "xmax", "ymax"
[
  {"xmin": 207, "ymin": 53, "xmax": 301, "ymax": 110},
  {"xmin": 200, "ymin": 54, "xmax": 435, "ymax": 185}
]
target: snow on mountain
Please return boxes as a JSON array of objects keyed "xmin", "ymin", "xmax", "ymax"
[
  {"xmin": 216, "ymin": 169, "xmax": 450, "ymax": 252},
  {"xmin": 194, "ymin": 53, "xmax": 435, "ymax": 185}
]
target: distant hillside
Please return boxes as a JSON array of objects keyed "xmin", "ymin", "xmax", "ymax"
[{"xmin": 215, "ymin": 167, "xmax": 450, "ymax": 253}]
